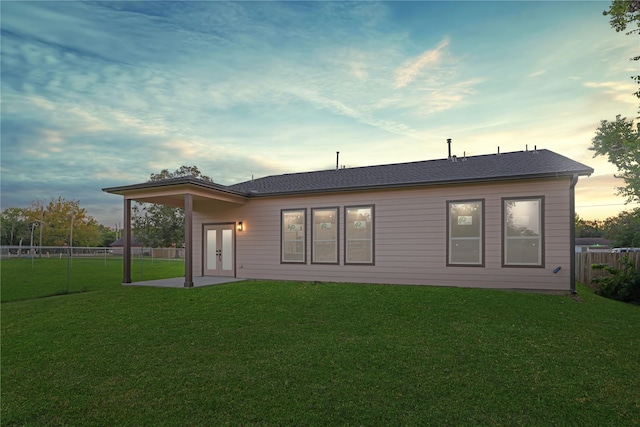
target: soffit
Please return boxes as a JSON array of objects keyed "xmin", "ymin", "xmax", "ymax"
[{"xmin": 106, "ymin": 183, "xmax": 247, "ymax": 207}]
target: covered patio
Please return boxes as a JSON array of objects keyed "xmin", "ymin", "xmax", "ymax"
[{"xmin": 103, "ymin": 177, "xmax": 248, "ymax": 287}]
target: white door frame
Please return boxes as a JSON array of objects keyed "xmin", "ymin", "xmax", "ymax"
[{"xmin": 203, "ymin": 223, "xmax": 235, "ymax": 277}]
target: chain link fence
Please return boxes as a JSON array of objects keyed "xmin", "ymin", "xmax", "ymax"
[
  {"xmin": 1, "ymin": 245, "xmax": 185, "ymax": 260},
  {"xmin": 1, "ymin": 246, "xmax": 186, "ymax": 302}
]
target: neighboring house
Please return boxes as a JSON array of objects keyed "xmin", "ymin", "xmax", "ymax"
[
  {"xmin": 575, "ymin": 237, "xmax": 611, "ymax": 253},
  {"xmin": 109, "ymin": 236, "xmax": 144, "ymax": 256},
  {"xmin": 103, "ymin": 148, "xmax": 593, "ymax": 292}
]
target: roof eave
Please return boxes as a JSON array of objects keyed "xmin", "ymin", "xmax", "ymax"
[
  {"xmin": 102, "ymin": 177, "xmax": 249, "ymax": 198},
  {"xmin": 244, "ymin": 170, "xmax": 594, "ymax": 197}
]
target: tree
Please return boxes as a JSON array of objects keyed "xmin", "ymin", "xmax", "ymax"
[
  {"xmin": 149, "ymin": 165, "xmax": 212, "ymax": 182},
  {"xmin": 604, "ymin": 0, "xmax": 640, "ymax": 35},
  {"xmin": 132, "ymin": 166, "xmax": 212, "ymax": 247},
  {"xmin": 0, "ymin": 207, "xmax": 30, "ymax": 245},
  {"xmin": 575, "ymin": 214, "xmax": 605, "ymax": 238},
  {"xmin": 1, "ymin": 198, "xmax": 103, "ymax": 247},
  {"xmin": 132, "ymin": 203, "xmax": 185, "ymax": 248},
  {"xmin": 602, "ymin": 207, "xmax": 640, "ymax": 247},
  {"xmin": 604, "ymin": 1, "xmax": 640, "ymax": 99},
  {"xmin": 97, "ymin": 224, "xmax": 118, "ymax": 247},
  {"xmin": 31, "ymin": 197, "xmax": 102, "ymax": 247},
  {"xmin": 590, "ymin": 2, "xmax": 640, "ymax": 204},
  {"xmin": 590, "ymin": 115, "xmax": 640, "ymax": 203}
]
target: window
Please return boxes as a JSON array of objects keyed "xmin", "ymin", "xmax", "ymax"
[
  {"xmin": 345, "ymin": 205, "xmax": 374, "ymax": 264},
  {"xmin": 281, "ymin": 209, "xmax": 306, "ymax": 263},
  {"xmin": 503, "ymin": 197, "xmax": 544, "ymax": 267},
  {"xmin": 312, "ymin": 208, "xmax": 338, "ymax": 264},
  {"xmin": 447, "ymin": 200, "xmax": 484, "ymax": 266}
]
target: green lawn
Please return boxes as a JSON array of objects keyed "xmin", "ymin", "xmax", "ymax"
[
  {"xmin": 1, "ymin": 262, "xmax": 639, "ymax": 425},
  {"xmin": 1, "ymin": 257, "xmax": 184, "ymax": 302}
]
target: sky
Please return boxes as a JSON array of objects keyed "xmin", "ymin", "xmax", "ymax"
[{"xmin": 1, "ymin": 0, "xmax": 638, "ymax": 227}]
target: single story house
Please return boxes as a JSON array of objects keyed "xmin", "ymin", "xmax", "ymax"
[
  {"xmin": 103, "ymin": 148, "xmax": 593, "ymax": 293},
  {"xmin": 109, "ymin": 235, "xmax": 144, "ymax": 256},
  {"xmin": 575, "ymin": 237, "xmax": 611, "ymax": 253}
]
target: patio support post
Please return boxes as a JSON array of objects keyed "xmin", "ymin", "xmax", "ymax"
[
  {"xmin": 184, "ymin": 193, "xmax": 194, "ymax": 288},
  {"xmin": 123, "ymin": 198, "xmax": 132, "ymax": 283}
]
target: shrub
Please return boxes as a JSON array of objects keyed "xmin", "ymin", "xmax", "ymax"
[{"xmin": 591, "ymin": 256, "xmax": 640, "ymax": 304}]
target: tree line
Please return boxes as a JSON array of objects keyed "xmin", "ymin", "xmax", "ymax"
[
  {"xmin": 576, "ymin": 209, "xmax": 640, "ymax": 247},
  {"xmin": 1, "ymin": 197, "xmax": 116, "ymax": 247},
  {"xmin": 0, "ymin": 167, "xmax": 212, "ymax": 248}
]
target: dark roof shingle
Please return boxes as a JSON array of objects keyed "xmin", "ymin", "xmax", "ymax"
[{"xmin": 229, "ymin": 149, "xmax": 593, "ymax": 195}]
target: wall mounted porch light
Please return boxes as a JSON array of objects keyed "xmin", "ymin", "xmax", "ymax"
[{"xmin": 237, "ymin": 221, "xmax": 243, "ymax": 232}]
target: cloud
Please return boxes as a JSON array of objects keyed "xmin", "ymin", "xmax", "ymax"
[
  {"xmin": 351, "ymin": 62, "xmax": 369, "ymax": 81},
  {"xmin": 575, "ymin": 173, "xmax": 639, "ymax": 220},
  {"xmin": 394, "ymin": 38, "xmax": 449, "ymax": 89},
  {"xmin": 1, "ymin": 1, "xmax": 636, "ymax": 226},
  {"xmin": 528, "ymin": 69, "xmax": 546, "ymax": 77},
  {"xmin": 584, "ymin": 81, "xmax": 638, "ymax": 106}
]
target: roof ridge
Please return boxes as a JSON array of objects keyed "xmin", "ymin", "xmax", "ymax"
[
  {"xmin": 233, "ymin": 148, "xmax": 554, "ymax": 182},
  {"xmin": 227, "ymin": 148, "xmax": 592, "ymax": 195}
]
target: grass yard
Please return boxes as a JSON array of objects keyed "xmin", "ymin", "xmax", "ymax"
[
  {"xmin": 1, "ymin": 257, "xmax": 184, "ymax": 302},
  {"xmin": 1, "ymin": 263, "xmax": 639, "ymax": 425}
]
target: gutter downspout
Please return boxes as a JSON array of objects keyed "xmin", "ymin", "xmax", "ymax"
[{"xmin": 569, "ymin": 174, "xmax": 579, "ymax": 294}]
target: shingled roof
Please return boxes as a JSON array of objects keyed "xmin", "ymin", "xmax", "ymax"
[
  {"xmin": 103, "ymin": 149, "xmax": 594, "ymax": 200},
  {"xmin": 228, "ymin": 149, "xmax": 593, "ymax": 196}
]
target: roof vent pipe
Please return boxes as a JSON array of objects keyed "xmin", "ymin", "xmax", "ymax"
[
  {"xmin": 497, "ymin": 146, "xmax": 500, "ymax": 155},
  {"xmin": 447, "ymin": 138, "xmax": 452, "ymax": 160},
  {"xmin": 336, "ymin": 152, "xmax": 339, "ymax": 170}
]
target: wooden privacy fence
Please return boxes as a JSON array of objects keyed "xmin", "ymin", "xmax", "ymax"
[{"xmin": 575, "ymin": 252, "xmax": 640, "ymax": 286}]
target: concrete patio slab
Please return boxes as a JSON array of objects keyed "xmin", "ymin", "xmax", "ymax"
[{"xmin": 123, "ymin": 276, "xmax": 243, "ymax": 288}]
